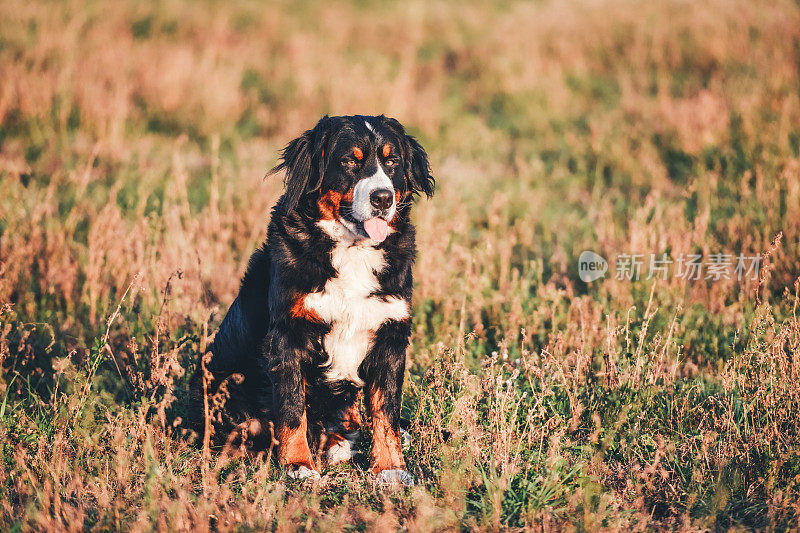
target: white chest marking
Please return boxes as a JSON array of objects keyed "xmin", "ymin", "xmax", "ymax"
[{"xmin": 306, "ymin": 220, "xmax": 409, "ymax": 385}]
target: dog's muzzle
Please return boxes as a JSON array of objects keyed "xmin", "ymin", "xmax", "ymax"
[{"xmin": 349, "ymin": 162, "xmax": 396, "ymax": 242}]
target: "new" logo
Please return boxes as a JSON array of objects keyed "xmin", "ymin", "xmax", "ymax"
[{"xmin": 578, "ymin": 250, "xmax": 608, "ymax": 282}]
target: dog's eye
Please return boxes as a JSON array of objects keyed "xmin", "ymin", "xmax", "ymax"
[
  {"xmin": 385, "ymin": 159, "xmax": 396, "ymax": 167},
  {"xmin": 343, "ymin": 159, "xmax": 357, "ymax": 168}
]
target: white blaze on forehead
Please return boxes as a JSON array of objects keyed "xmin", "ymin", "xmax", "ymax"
[{"xmin": 365, "ymin": 120, "xmax": 375, "ymax": 133}]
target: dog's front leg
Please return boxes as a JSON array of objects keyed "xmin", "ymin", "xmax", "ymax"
[
  {"xmin": 363, "ymin": 320, "xmax": 414, "ymax": 486},
  {"xmin": 267, "ymin": 332, "xmax": 318, "ymax": 479}
]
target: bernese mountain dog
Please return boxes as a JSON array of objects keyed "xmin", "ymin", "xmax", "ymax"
[{"xmin": 188, "ymin": 115, "xmax": 434, "ymax": 486}]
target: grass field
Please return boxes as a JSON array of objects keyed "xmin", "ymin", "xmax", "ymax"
[{"xmin": 2, "ymin": 0, "xmax": 800, "ymax": 529}]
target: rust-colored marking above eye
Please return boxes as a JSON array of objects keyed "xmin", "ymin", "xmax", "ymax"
[
  {"xmin": 353, "ymin": 147, "xmax": 363, "ymax": 160},
  {"xmin": 382, "ymin": 144, "xmax": 391, "ymax": 157}
]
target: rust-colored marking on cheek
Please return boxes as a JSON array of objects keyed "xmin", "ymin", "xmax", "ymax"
[
  {"xmin": 278, "ymin": 411, "xmax": 315, "ymax": 470},
  {"xmin": 353, "ymin": 146, "xmax": 363, "ymax": 160},
  {"xmin": 382, "ymin": 144, "xmax": 391, "ymax": 157},
  {"xmin": 290, "ymin": 294, "xmax": 322, "ymax": 323},
  {"xmin": 368, "ymin": 387, "xmax": 405, "ymax": 473},
  {"xmin": 387, "ymin": 191, "xmax": 404, "ymax": 229},
  {"xmin": 343, "ymin": 188, "xmax": 354, "ymax": 203},
  {"xmin": 318, "ymin": 190, "xmax": 342, "ymax": 220}
]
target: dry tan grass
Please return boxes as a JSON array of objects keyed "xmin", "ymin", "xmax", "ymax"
[{"xmin": 2, "ymin": 0, "xmax": 800, "ymax": 529}]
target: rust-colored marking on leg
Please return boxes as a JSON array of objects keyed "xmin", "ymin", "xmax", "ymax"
[
  {"xmin": 368, "ymin": 387, "xmax": 404, "ymax": 473},
  {"xmin": 278, "ymin": 411, "xmax": 315, "ymax": 470},
  {"xmin": 278, "ymin": 379, "xmax": 315, "ymax": 470}
]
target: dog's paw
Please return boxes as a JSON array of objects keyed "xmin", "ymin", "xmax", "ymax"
[
  {"xmin": 374, "ymin": 468, "xmax": 414, "ymax": 488},
  {"xmin": 326, "ymin": 435, "xmax": 359, "ymax": 465},
  {"xmin": 286, "ymin": 465, "xmax": 321, "ymax": 481}
]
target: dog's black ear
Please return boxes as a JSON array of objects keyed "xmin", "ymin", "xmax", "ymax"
[
  {"xmin": 403, "ymin": 133, "xmax": 435, "ymax": 198},
  {"xmin": 381, "ymin": 116, "xmax": 434, "ymax": 198},
  {"xmin": 270, "ymin": 116, "xmax": 332, "ymax": 211}
]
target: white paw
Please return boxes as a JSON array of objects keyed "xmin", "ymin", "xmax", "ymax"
[
  {"xmin": 400, "ymin": 429, "xmax": 412, "ymax": 451},
  {"xmin": 374, "ymin": 468, "xmax": 414, "ymax": 487},
  {"xmin": 286, "ymin": 465, "xmax": 321, "ymax": 481},
  {"xmin": 326, "ymin": 440, "xmax": 353, "ymax": 464},
  {"xmin": 325, "ymin": 430, "xmax": 360, "ymax": 465}
]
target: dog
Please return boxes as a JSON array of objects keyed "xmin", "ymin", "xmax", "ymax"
[{"xmin": 188, "ymin": 115, "xmax": 434, "ymax": 485}]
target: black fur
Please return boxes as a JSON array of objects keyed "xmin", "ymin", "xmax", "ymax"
[{"xmin": 188, "ymin": 115, "xmax": 433, "ymax": 463}]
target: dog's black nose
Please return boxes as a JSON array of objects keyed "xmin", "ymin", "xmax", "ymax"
[{"xmin": 370, "ymin": 189, "xmax": 394, "ymax": 210}]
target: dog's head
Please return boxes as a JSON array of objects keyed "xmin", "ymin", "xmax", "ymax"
[{"xmin": 271, "ymin": 115, "xmax": 434, "ymax": 242}]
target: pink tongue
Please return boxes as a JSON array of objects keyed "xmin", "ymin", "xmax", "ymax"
[{"xmin": 363, "ymin": 217, "xmax": 389, "ymax": 243}]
